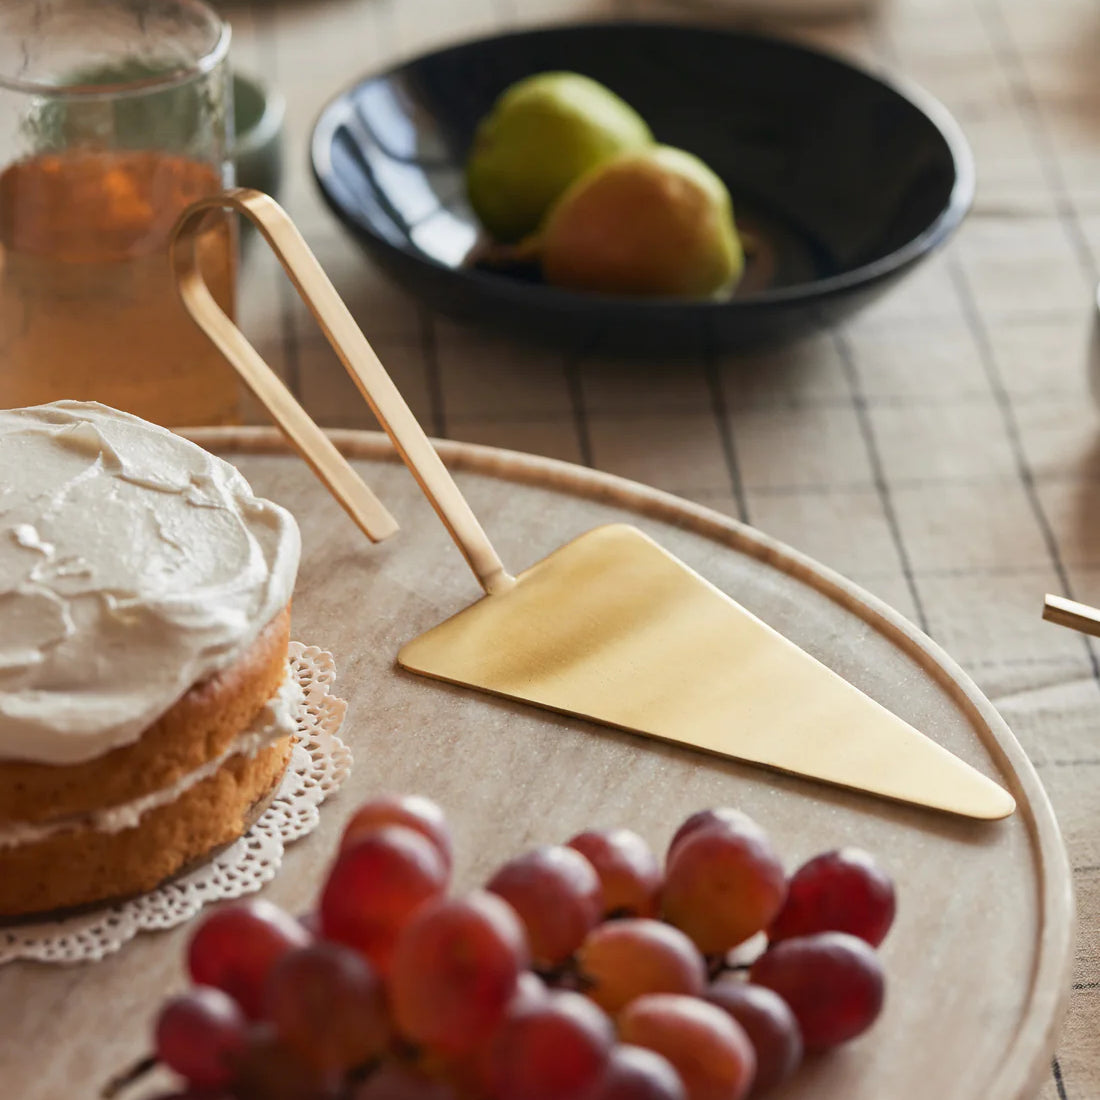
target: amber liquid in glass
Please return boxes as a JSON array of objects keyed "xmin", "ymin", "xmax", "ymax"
[{"xmin": 0, "ymin": 150, "xmax": 238, "ymax": 426}]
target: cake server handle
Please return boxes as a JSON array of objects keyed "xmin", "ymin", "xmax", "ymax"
[
  {"xmin": 172, "ymin": 194, "xmax": 400, "ymax": 544},
  {"xmin": 172, "ymin": 189, "xmax": 515, "ymax": 595}
]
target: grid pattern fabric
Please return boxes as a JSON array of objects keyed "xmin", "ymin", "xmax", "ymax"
[{"xmin": 227, "ymin": 0, "xmax": 1100, "ymax": 1093}]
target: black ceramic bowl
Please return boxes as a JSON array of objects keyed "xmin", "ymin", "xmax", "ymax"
[{"xmin": 311, "ymin": 22, "xmax": 973, "ymax": 354}]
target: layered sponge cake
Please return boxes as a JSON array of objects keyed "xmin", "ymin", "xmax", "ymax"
[{"xmin": 0, "ymin": 401, "xmax": 301, "ymax": 917}]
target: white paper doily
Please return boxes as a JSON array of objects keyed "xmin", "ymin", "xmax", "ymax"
[{"xmin": 0, "ymin": 641, "xmax": 351, "ymax": 965}]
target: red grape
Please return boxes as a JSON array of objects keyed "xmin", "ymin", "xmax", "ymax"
[
  {"xmin": 750, "ymin": 932, "xmax": 884, "ymax": 1050},
  {"xmin": 142, "ymin": 1093, "xmax": 233, "ymax": 1100},
  {"xmin": 187, "ymin": 900, "xmax": 311, "ymax": 1017},
  {"xmin": 567, "ymin": 829, "xmax": 662, "ymax": 918},
  {"xmin": 263, "ymin": 942, "xmax": 390, "ymax": 1072},
  {"xmin": 391, "ymin": 891, "xmax": 528, "ymax": 1056},
  {"xmin": 578, "ymin": 919, "xmax": 706, "ymax": 1014},
  {"xmin": 662, "ymin": 826, "xmax": 786, "ymax": 954},
  {"xmin": 768, "ymin": 848, "xmax": 895, "ymax": 948},
  {"xmin": 451, "ymin": 968, "xmax": 551, "ymax": 1095},
  {"xmin": 596, "ymin": 1044, "xmax": 687, "ymax": 1100},
  {"xmin": 486, "ymin": 845, "xmax": 603, "ymax": 968},
  {"xmin": 231, "ymin": 1024, "xmax": 340, "ymax": 1100},
  {"xmin": 154, "ymin": 987, "xmax": 247, "ymax": 1089},
  {"xmin": 667, "ymin": 810, "xmax": 765, "ymax": 862},
  {"xmin": 618, "ymin": 994, "xmax": 755, "ymax": 1100},
  {"xmin": 353, "ymin": 1064, "xmax": 460, "ymax": 1099},
  {"xmin": 705, "ymin": 979, "xmax": 802, "ymax": 1095},
  {"xmin": 341, "ymin": 795, "xmax": 453, "ymax": 871},
  {"xmin": 319, "ymin": 825, "xmax": 448, "ymax": 976},
  {"xmin": 486, "ymin": 989, "xmax": 614, "ymax": 1100},
  {"xmin": 511, "ymin": 968, "xmax": 551, "ymax": 1006}
]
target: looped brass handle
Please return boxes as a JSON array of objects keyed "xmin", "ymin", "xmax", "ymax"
[
  {"xmin": 172, "ymin": 188, "xmax": 515, "ymax": 595},
  {"xmin": 172, "ymin": 190, "xmax": 398, "ymax": 543}
]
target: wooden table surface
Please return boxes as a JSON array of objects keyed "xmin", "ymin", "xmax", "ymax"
[
  {"xmin": 228, "ymin": 1, "xmax": 1098, "ymax": 1095},
  {"xmin": 8, "ymin": 0, "xmax": 1100, "ymax": 1095}
]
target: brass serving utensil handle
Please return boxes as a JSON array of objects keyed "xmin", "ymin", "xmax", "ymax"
[
  {"xmin": 172, "ymin": 189, "xmax": 515, "ymax": 595},
  {"xmin": 1043, "ymin": 593, "xmax": 1100, "ymax": 638},
  {"xmin": 172, "ymin": 193, "xmax": 398, "ymax": 545}
]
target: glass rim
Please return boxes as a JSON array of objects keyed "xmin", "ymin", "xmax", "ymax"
[{"xmin": 0, "ymin": 0, "xmax": 230, "ymax": 99}]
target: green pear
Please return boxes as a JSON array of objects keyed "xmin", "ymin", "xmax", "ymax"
[
  {"xmin": 466, "ymin": 72, "xmax": 653, "ymax": 243},
  {"xmin": 538, "ymin": 145, "xmax": 744, "ymax": 298}
]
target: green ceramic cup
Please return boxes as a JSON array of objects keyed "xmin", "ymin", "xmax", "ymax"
[{"xmin": 232, "ymin": 70, "xmax": 285, "ymax": 198}]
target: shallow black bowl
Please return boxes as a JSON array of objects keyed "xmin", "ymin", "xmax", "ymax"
[{"xmin": 311, "ymin": 22, "xmax": 973, "ymax": 355}]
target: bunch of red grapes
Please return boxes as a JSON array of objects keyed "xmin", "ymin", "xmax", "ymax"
[{"xmin": 134, "ymin": 797, "xmax": 896, "ymax": 1100}]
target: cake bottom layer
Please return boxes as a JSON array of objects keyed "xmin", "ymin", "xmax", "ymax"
[
  {"xmin": 0, "ymin": 606, "xmax": 293, "ymax": 826},
  {"xmin": 0, "ymin": 736, "xmax": 293, "ymax": 919}
]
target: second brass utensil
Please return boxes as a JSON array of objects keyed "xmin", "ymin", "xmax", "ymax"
[{"xmin": 1043, "ymin": 594, "xmax": 1100, "ymax": 638}]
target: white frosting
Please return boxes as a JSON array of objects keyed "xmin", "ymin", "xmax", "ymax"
[
  {"xmin": 0, "ymin": 669, "xmax": 302, "ymax": 849},
  {"xmin": 0, "ymin": 401, "xmax": 301, "ymax": 765}
]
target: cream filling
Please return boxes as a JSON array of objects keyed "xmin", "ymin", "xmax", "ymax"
[{"xmin": 0, "ymin": 669, "xmax": 302, "ymax": 851}]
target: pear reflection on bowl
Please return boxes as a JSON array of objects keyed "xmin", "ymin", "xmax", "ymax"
[{"xmin": 311, "ymin": 22, "xmax": 973, "ymax": 355}]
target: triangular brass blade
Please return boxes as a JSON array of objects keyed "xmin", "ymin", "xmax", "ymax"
[{"xmin": 399, "ymin": 524, "xmax": 1015, "ymax": 820}]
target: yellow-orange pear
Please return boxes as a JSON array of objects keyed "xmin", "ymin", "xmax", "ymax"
[
  {"xmin": 538, "ymin": 145, "xmax": 744, "ymax": 298},
  {"xmin": 466, "ymin": 72, "xmax": 653, "ymax": 244}
]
